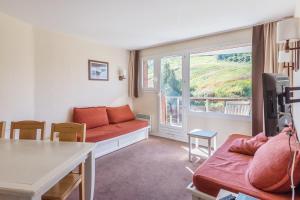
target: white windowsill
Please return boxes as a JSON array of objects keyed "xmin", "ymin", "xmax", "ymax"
[{"xmin": 188, "ymin": 110, "xmax": 252, "ymax": 122}]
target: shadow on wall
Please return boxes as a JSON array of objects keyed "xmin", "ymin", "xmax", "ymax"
[{"xmin": 110, "ymin": 96, "xmax": 133, "ymax": 107}]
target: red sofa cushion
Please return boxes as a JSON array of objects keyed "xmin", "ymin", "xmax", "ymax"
[
  {"xmin": 193, "ymin": 134, "xmax": 300, "ymax": 199},
  {"xmin": 106, "ymin": 105, "xmax": 135, "ymax": 124},
  {"xmin": 247, "ymin": 130, "xmax": 300, "ymax": 193},
  {"xmin": 73, "ymin": 107, "xmax": 109, "ymax": 129},
  {"xmin": 229, "ymin": 132, "xmax": 268, "ymax": 156},
  {"xmin": 86, "ymin": 120, "xmax": 148, "ymax": 142}
]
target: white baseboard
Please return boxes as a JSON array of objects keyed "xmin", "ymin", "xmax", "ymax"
[
  {"xmin": 150, "ymin": 132, "xmax": 217, "ymax": 149},
  {"xmin": 150, "ymin": 132, "xmax": 188, "ymax": 143}
]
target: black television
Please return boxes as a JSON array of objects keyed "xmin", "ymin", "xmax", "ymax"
[{"xmin": 262, "ymin": 73, "xmax": 291, "ymax": 136}]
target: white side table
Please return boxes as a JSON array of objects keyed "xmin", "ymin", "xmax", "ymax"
[
  {"xmin": 188, "ymin": 129, "xmax": 218, "ymax": 161},
  {"xmin": 216, "ymin": 189, "xmax": 237, "ymax": 200},
  {"xmin": 216, "ymin": 189, "xmax": 258, "ymax": 200}
]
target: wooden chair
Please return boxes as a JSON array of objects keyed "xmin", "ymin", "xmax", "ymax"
[
  {"xmin": 224, "ymin": 101, "xmax": 251, "ymax": 116},
  {"xmin": 10, "ymin": 120, "xmax": 45, "ymax": 140},
  {"xmin": 42, "ymin": 122, "xmax": 86, "ymax": 200},
  {"xmin": 0, "ymin": 121, "xmax": 6, "ymax": 138}
]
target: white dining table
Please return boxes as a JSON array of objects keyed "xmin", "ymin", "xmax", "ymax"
[{"xmin": 0, "ymin": 139, "xmax": 96, "ymax": 200}]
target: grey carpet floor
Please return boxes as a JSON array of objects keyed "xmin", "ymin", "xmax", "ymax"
[{"xmin": 69, "ymin": 136, "xmax": 204, "ymax": 200}]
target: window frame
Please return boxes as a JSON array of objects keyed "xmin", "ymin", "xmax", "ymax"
[
  {"xmin": 141, "ymin": 57, "xmax": 158, "ymax": 92},
  {"xmin": 139, "ymin": 43, "xmax": 252, "ymax": 121}
]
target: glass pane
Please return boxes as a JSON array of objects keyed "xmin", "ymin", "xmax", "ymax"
[
  {"xmin": 190, "ymin": 47, "xmax": 252, "ymax": 116},
  {"xmin": 160, "ymin": 56, "xmax": 182, "ymax": 127},
  {"xmin": 143, "ymin": 59, "xmax": 154, "ymax": 89}
]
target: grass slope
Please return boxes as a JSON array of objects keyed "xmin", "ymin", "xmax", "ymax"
[{"xmin": 190, "ymin": 55, "xmax": 251, "ymax": 97}]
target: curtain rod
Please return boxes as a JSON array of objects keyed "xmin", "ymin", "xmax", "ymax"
[{"xmin": 137, "ymin": 16, "xmax": 293, "ymax": 51}]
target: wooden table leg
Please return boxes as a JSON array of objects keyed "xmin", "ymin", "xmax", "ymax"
[
  {"xmin": 85, "ymin": 150, "xmax": 95, "ymax": 200},
  {"xmin": 188, "ymin": 135, "xmax": 192, "ymax": 162}
]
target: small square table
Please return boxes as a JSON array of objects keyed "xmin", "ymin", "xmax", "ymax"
[
  {"xmin": 217, "ymin": 189, "xmax": 258, "ymax": 200},
  {"xmin": 216, "ymin": 189, "xmax": 237, "ymax": 200},
  {"xmin": 188, "ymin": 129, "xmax": 217, "ymax": 161}
]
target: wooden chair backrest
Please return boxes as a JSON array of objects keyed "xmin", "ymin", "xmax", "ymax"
[
  {"xmin": 224, "ymin": 101, "xmax": 251, "ymax": 116},
  {"xmin": 10, "ymin": 120, "xmax": 45, "ymax": 140},
  {"xmin": 0, "ymin": 121, "xmax": 6, "ymax": 138},
  {"xmin": 50, "ymin": 123, "xmax": 86, "ymax": 142}
]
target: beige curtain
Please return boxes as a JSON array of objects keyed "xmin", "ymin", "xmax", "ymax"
[
  {"xmin": 128, "ymin": 50, "xmax": 139, "ymax": 98},
  {"xmin": 128, "ymin": 51, "xmax": 135, "ymax": 97},
  {"xmin": 264, "ymin": 22, "xmax": 278, "ymax": 73},
  {"xmin": 264, "ymin": 22, "xmax": 297, "ymax": 84}
]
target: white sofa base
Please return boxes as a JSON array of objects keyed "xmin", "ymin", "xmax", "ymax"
[
  {"xmin": 94, "ymin": 127, "xmax": 149, "ymax": 158},
  {"xmin": 186, "ymin": 182, "xmax": 215, "ymax": 200}
]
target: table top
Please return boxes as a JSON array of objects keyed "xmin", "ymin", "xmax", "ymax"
[
  {"xmin": 0, "ymin": 139, "xmax": 96, "ymax": 196},
  {"xmin": 188, "ymin": 129, "xmax": 217, "ymax": 138}
]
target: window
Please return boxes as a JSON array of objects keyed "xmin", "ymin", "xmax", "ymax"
[
  {"xmin": 142, "ymin": 59, "xmax": 155, "ymax": 89},
  {"xmin": 189, "ymin": 46, "xmax": 252, "ymax": 116}
]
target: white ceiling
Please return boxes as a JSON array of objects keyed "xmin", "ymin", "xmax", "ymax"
[{"xmin": 0, "ymin": 0, "xmax": 296, "ymax": 50}]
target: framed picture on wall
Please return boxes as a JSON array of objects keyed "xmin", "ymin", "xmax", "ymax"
[{"xmin": 88, "ymin": 60, "xmax": 109, "ymax": 81}]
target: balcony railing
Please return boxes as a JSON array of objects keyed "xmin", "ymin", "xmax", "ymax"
[
  {"xmin": 160, "ymin": 96, "xmax": 183, "ymax": 127},
  {"xmin": 160, "ymin": 96, "xmax": 252, "ymax": 126},
  {"xmin": 190, "ymin": 97, "xmax": 252, "ymax": 116}
]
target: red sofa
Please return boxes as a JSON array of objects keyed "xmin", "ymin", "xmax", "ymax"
[
  {"xmin": 192, "ymin": 134, "xmax": 300, "ymax": 200},
  {"xmin": 73, "ymin": 105, "xmax": 148, "ymax": 143}
]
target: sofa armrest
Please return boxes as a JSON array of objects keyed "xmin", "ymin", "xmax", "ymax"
[{"xmin": 135, "ymin": 113, "xmax": 151, "ymax": 132}]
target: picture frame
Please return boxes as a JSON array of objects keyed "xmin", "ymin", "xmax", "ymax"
[{"xmin": 88, "ymin": 60, "xmax": 109, "ymax": 81}]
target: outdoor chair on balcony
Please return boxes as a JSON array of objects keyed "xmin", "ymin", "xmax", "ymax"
[{"xmin": 224, "ymin": 101, "xmax": 251, "ymax": 116}]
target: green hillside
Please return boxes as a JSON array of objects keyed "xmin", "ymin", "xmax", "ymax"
[
  {"xmin": 160, "ymin": 53, "xmax": 252, "ymax": 98},
  {"xmin": 190, "ymin": 53, "xmax": 252, "ymax": 98}
]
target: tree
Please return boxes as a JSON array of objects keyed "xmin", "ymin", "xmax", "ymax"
[{"xmin": 161, "ymin": 63, "xmax": 182, "ymax": 96}]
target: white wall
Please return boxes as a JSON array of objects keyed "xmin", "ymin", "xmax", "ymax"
[
  {"xmin": 34, "ymin": 27, "xmax": 130, "ymax": 123},
  {"xmin": 0, "ymin": 13, "xmax": 131, "ymax": 137},
  {"xmin": 294, "ymin": 0, "xmax": 300, "ymax": 139},
  {"xmin": 296, "ymin": 0, "xmax": 300, "ymax": 17},
  {"xmin": 0, "ymin": 13, "xmax": 35, "ymax": 133},
  {"xmin": 134, "ymin": 28, "xmax": 252, "ymax": 146},
  {"xmin": 134, "ymin": 92, "xmax": 159, "ymax": 131},
  {"xmin": 187, "ymin": 114, "xmax": 251, "ymax": 147}
]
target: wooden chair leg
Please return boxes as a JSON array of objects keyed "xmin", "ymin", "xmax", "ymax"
[{"xmin": 79, "ymin": 163, "xmax": 85, "ymax": 200}]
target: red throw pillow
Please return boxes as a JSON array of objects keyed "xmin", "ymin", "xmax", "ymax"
[
  {"xmin": 73, "ymin": 107, "xmax": 109, "ymax": 129},
  {"xmin": 107, "ymin": 105, "xmax": 135, "ymax": 124},
  {"xmin": 229, "ymin": 132, "xmax": 268, "ymax": 156},
  {"xmin": 247, "ymin": 131, "xmax": 300, "ymax": 193}
]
